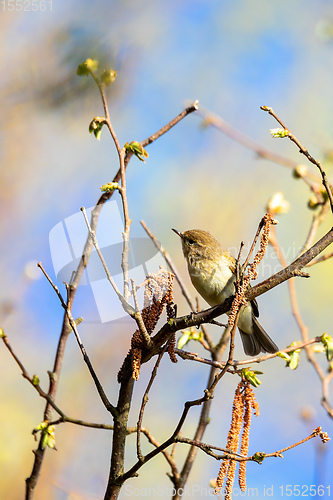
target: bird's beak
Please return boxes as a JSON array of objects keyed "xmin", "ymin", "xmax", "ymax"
[{"xmin": 172, "ymin": 228, "xmax": 183, "ymax": 238}]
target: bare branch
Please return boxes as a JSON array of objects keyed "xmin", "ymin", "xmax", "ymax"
[
  {"xmin": 246, "ymin": 226, "xmax": 333, "ymax": 302},
  {"xmin": 175, "ymin": 337, "xmax": 322, "ymax": 369},
  {"xmin": 37, "ymin": 262, "xmax": 117, "ymax": 417},
  {"xmin": 140, "ymin": 101, "xmax": 198, "ymax": 148},
  {"xmin": 264, "ymin": 427, "xmax": 330, "ymax": 458},
  {"xmin": 197, "ymin": 105, "xmax": 302, "ymax": 170},
  {"xmin": 80, "ymin": 206, "xmax": 134, "ymax": 316},
  {"xmin": 1, "ymin": 332, "xmax": 66, "ymax": 418},
  {"xmin": 261, "ymin": 106, "xmax": 333, "ymax": 213},
  {"xmin": 300, "ymin": 203, "xmax": 328, "ymax": 253},
  {"xmin": 136, "ymin": 347, "xmax": 167, "ymax": 461}
]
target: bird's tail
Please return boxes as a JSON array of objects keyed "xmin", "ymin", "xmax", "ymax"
[{"xmin": 239, "ymin": 316, "xmax": 278, "ymax": 357}]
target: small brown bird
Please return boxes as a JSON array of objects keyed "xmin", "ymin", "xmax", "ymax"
[{"xmin": 173, "ymin": 228, "xmax": 278, "ymax": 356}]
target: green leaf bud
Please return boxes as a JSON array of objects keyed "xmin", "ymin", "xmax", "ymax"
[
  {"xmin": 89, "ymin": 117, "xmax": 106, "ymax": 140},
  {"xmin": 292, "ymin": 165, "xmax": 308, "ymax": 179},
  {"xmin": 77, "ymin": 58, "xmax": 99, "ymax": 76},
  {"xmin": 100, "ymin": 69, "xmax": 117, "ymax": 86},
  {"xmin": 253, "ymin": 452, "xmax": 266, "ymax": 464},
  {"xmin": 101, "ymin": 182, "xmax": 119, "ymax": 192},
  {"xmin": 124, "ymin": 142, "xmax": 149, "ymax": 162},
  {"xmin": 270, "ymin": 128, "xmax": 289, "ymax": 138},
  {"xmin": 321, "ymin": 333, "xmax": 333, "ymax": 361},
  {"xmin": 241, "ymin": 368, "xmax": 262, "ymax": 387}
]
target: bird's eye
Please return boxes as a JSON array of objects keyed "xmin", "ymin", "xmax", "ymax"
[{"xmin": 187, "ymin": 238, "xmax": 195, "ymax": 245}]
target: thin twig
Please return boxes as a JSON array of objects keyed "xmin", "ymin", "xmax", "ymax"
[
  {"xmin": 96, "ymin": 82, "xmax": 122, "ymax": 157},
  {"xmin": 196, "ymin": 105, "xmax": 310, "ymax": 172},
  {"xmin": 242, "ymin": 217, "xmax": 267, "ymax": 271},
  {"xmin": 322, "ymin": 371, "xmax": 333, "ymax": 418},
  {"xmin": 37, "ymin": 262, "xmax": 67, "ymax": 308},
  {"xmin": 267, "ymin": 218, "xmax": 333, "ymax": 418},
  {"xmin": 300, "ymin": 203, "xmax": 328, "ymax": 254},
  {"xmin": 210, "ymin": 313, "xmax": 240, "ymax": 392},
  {"xmin": 140, "ymin": 101, "xmax": 199, "ymax": 149},
  {"xmin": 49, "ymin": 416, "xmax": 114, "ymax": 430},
  {"xmin": 261, "ymin": 106, "xmax": 333, "ymax": 213},
  {"xmin": 175, "ymin": 436, "xmax": 247, "ymax": 460},
  {"xmin": 246, "ymin": 226, "xmax": 333, "ymax": 302},
  {"xmin": 264, "ymin": 427, "xmax": 329, "ymax": 458},
  {"xmin": 122, "ymin": 390, "xmax": 211, "ymax": 483},
  {"xmin": 80, "ymin": 206, "xmax": 134, "ymax": 316},
  {"xmin": 121, "ymin": 426, "xmax": 180, "ymax": 481},
  {"xmin": 177, "ymin": 362, "xmax": 223, "ymax": 491},
  {"xmin": 67, "ymin": 310, "xmax": 117, "ymax": 415},
  {"xmin": 118, "ymin": 148, "xmax": 131, "ymax": 301},
  {"xmin": 236, "ymin": 241, "xmax": 245, "ymax": 282},
  {"xmin": 1, "ymin": 332, "xmax": 68, "ymax": 419},
  {"xmin": 123, "ymin": 100, "xmax": 198, "ymax": 170},
  {"xmin": 268, "ymin": 220, "xmax": 309, "ymax": 341},
  {"xmin": 306, "ymin": 251, "xmax": 333, "ymax": 267},
  {"xmin": 175, "ymin": 337, "xmax": 322, "ymax": 369},
  {"xmin": 37, "ymin": 262, "xmax": 116, "ymax": 416},
  {"xmin": 194, "ymin": 298, "xmax": 216, "ymax": 352},
  {"xmin": 136, "ymin": 346, "xmax": 168, "ymax": 461}
]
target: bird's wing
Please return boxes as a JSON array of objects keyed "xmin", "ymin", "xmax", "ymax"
[{"xmin": 250, "ymin": 297, "xmax": 259, "ymax": 317}]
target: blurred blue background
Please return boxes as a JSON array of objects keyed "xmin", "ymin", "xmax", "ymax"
[{"xmin": 1, "ymin": 0, "xmax": 333, "ymax": 498}]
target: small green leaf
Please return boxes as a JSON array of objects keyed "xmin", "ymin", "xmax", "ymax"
[
  {"xmin": 77, "ymin": 58, "xmax": 99, "ymax": 76},
  {"xmin": 34, "ymin": 421, "xmax": 48, "ymax": 433},
  {"xmin": 177, "ymin": 332, "xmax": 190, "ymax": 350},
  {"xmin": 70, "ymin": 317, "xmax": 83, "ymax": 332},
  {"xmin": 284, "ymin": 342, "xmax": 301, "ymax": 370},
  {"xmin": 124, "ymin": 141, "xmax": 149, "ymax": 162},
  {"xmin": 32, "ymin": 374, "xmax": 39, "ymax": 386},
  {"xmin": 177, "ymin": 327, "xmax": 203, "ymax": 349},
  {"xmin": 42, "ymin": 425, "xmax": 56, "ymax": 450},
  {"xmin": 0, "ymin": 328, "xmax": 5, "ymax": 338},
  {"xmin": 253, "ymin": 452, "xmax": 266, "ymax": 464},
  {"xmin": 276, "ymin": 351, "xmax": 291, "ymax": 362},
  {"xmin": 241, "ymin": 368, "xmax": 262, "ymax": 387},
  {"xmin": 270, "ymin": 128, "xmax": 289, "ymax": 138},
  {"xmin": 101, "ymin": 182, "xmax": 119, "ymax": 192},
  {"xmin": 100, "ymin": 69, "xmax": 117, "ymax": 86},
  {"xmin": 321, "ymin": 333, "xmax": 333, "ymax": 361},
  {"xmin": 34, "ymin": 421, "xmax": 57, "ymax": 450},
  {"xmin": 288, "ymin": 351, "xmax": 300, "ymax": 370},
  {"xmin": 89, "ymin": 117, "xmax": 106, "ymax": 140}
]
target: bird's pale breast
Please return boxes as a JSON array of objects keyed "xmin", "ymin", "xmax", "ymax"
[{"xmin": 187, "ymin": 255, "xmax": 235, "ymax": 307}]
